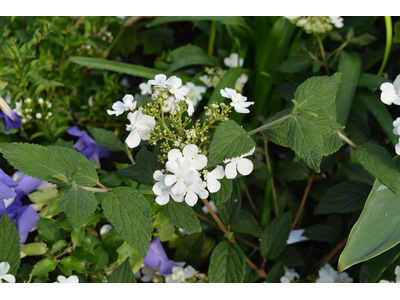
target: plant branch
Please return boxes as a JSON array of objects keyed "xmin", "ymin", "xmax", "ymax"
[
  {"xmin": 201, "ymin": 198, "xmax": 228, "ymax": 233},
  {"xmin": 292, "ymin": 173, "xmax": 314, "ymax": 229},
  {"xmin": 248, "ymin": 114, "xmax": 291, "ymax": 136},
  {"xmin": 245, "ymin": 182, "xmax": 260, "ymax": 220},
  {"xmin": 337, "ymin": 131, "xmax": 357, "ymax": 149},
  {"xmin": 262, "ymin": 137, "xmax": 279, "ymax": 217}
]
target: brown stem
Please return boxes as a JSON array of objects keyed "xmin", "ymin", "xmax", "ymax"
[
  {"xmin": 313, "ymin": 236, "xmax": 349, "ymax": 272},
  {"xmin": 245, "ymin": 183, "xmax": 260, "ymax": 220},
  {"xmin": 54, "ymin": 247, "xmax": 72, "ymax": 259},
  {"xmin": 201, "ymin": 199, "xmax": 228, "ymax": 234},
  {"xmin": 292, "ymin": 173, "xmax": 314, "ymax": 229}
]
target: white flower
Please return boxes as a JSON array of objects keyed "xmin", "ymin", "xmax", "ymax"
[
  {"xmin": 38, "ymin": 98, "xmax": 44, "ymax": 105},
  {"xmin": 396, "ymin": 143, "xmax": 400, "ymax": 156},
  {"xmin": 163, "ymin": 96, "xmax": 179, "ymax": 114},
  {"xmin": 185, "ymin": 82, "xmax": 206, "ymax": 106},
  {"xmin": 141, "ymin": 266, "xmax": 157, "ymax": 282},
  {"xmin": 168, "ymin": 144, "xmax": 207, "ymax": 171},
  {"xmin": 165, "ymin": 158, "xmax": 199, "ymax": 197},
  {"xmin": 55, "ymin": 275, "xmax": 79, "ymax": 283},
  {"xmin": 287, "ymin": 229, "xmax": 309, "ymax": 245},
  {"xmin": 220, "ymin": 87, "xmax": 237, "ymax": 99},
  {"xmin": 393, "ymin": 117, "xmax": 400, "ymax": 135},
  {"xmin": 330, "ymin": 16, "xmax": 344, "ymax": 28},
  {"xmin": 379, "ymin": 266, "xmax": 400, "ymax": 283},
  {"xmin": 205, "ymin": 165, "xmax": 224, "ymax": 193},
  {"xmin": 199, "ymin": 75, "xmax": 212, "ymax": 88},
  {"xmin": 184, "ymin": 177, "xmax": 209, "ymax": 206},
  {"xmin": 236, "ymin": 73, "xmax": 248, "ymax": 85},
  {"xmin": 220, "ymin": 88, "xmax": 254, "ymax": 114},
  {"xmin": 36, "ymin": 113, "xmax": 42, "ymax": 119},
  {"xmin": 280, "ymin": 266, "xmax": 300, "ymax": 283},
  {"xmin": 0, "ymin": 262, "xmax": 15, "ymax": 283},
  {"xmin": 202, "ymin": 200, "xmax": 217, "ymax": 214},
  {"xmin": 139, "ymin": 82, "xmax": 152, "ymax": 95},
  {"xmin": 100, "ymin": 224, "xmax": 112, "ymax": 236},
  {"xmin": 125, "ymin": 110, "xmax": 155, "ymax": 148},
  {"xmin": 166, "ymin": 76, "xmax": 189, "ymax": 100},
  {"xmin": 107, "ymin": 94, "xmax": 137, "ymax": 116},
  {"xmin": 152, "ymin": 170, "xmax": 183, "ymax": 205},
  {"xmin": 148, "ymin": 74, "xmax": 168, "ymax": 88},
  {"xmin": 316, "ymin": 264, "xmax": 353, "ymax": 283},
  {"xmin": 285, "ymin": 16, "xmax": 300, "ymax": 20},
  {"xmin": 224, "ymin": 147, "xmax": 255, "ymax": 179},
  {"xmin": 165, "ymin": 266, "xmax": 196, "ymax": 283},
  {"xmin": 380, "ymin": 75, "xmax": 400, "ymax": 105},
  {"xmin": 185, "ymin": 98, "xmax": 194, "ymax": 116},
  {"xmin": 224, "ymin": 53, "xmax": 244, "ymax": 68}
]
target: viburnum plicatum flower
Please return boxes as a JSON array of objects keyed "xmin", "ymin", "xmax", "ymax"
[
  {"xmin": 139, "ymin": 82, "xmax": 152, "ymax": 95},
  {"xmin": 0, "ymin": 262, "xmax": 15, "ymax": 283},
  {"xmin": 55, "ymin": 275, "xmax": 79, "ymax": 283},
  {"xmin": 380, "ymin": 75, "xmax": 400, "ymax": 105},
  {"xmin": 152, "ymin": 170, "xmax": 183, "ymax": 205},
  {"xmin": 205, "ymin": 165, "xmax": 224, "ymax": 193},
  {"xmin": 165, "ymin": 158, "xmax": 199, "ymax": 195},
  {"xmin": 165, "ymin": 266, "xmax": 197, "ymax": 283},
  {"xmin": 224, "ymin": 53, "xmax": 244, "ymax": 68},
  {"xmin": 224, "ymin": 147, "xmax": 255, "ymax": 179},
  {"xmin": 220, "ymin": 88, "xmax": 254, "ymax": 114},
  {"xmin": 107, "ymin": 94, "xmax": 136, "ymax": 116},
  {"xmin": 316, "ymin": 264, "xmax": 353, "ymax": 283},
  {"xmin": 280, "ymin": 266, "xmax": 300, "ymax": 283},
  {"xmin": 168, "ymin": 144, "xmax": 207, "ymax": 171},
  {"xmin": 166, "ymin": 76, "xmax": 189, "ymax": 100},
  {"xmin": 148, "ymin": 74, "xmax": 168, "ymax": 88},
  {"xmin": 125, "ymin": 110, "xmax": 156, "ymax": 148}
]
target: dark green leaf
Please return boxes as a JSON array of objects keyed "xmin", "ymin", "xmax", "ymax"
[
  {"xmin": 261, "ymin": 212, "xmax": 292, "ymax": 259},
  {"xmin": 163, "ymin": 201, "xmax": 202, "ymax": 233},
  {"xmin": 88, "ymin": 127, "xmax": 125, "ymax": 152},
  {"xmin": 210, "ymin": 177, "xmax": 233, "ymax": 206},
  {"xmin": 108, "ymin": 259, "xmax": 137, "ymax": 283},
  {"xmin": 0, "ymin": 213, "xmax": 20, "ymax": 275}
]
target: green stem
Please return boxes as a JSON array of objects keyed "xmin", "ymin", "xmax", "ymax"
[
  {"xmin": 337, "ymin": 131, "xmax": 357, "ymax": 149},
  {"xmin": 248, "ymin": 114, "xmax": 291, "ymax": 136},
  {"xmin": 208, "ymin": 21, "xmax": 217, "ymax": 56},
  {"xmin": 316, "ymin": 33, "xmax": 330, "ymax": 76},
  {"xmin": 377, "ymin": 16, "xmax": 392, "ymax": 76},
  {"xmin": 82, "ymin": 186, "xmax": 112, "ymax": 193},
  {"xmin": 124, "ymin": 144, "xmax": 135, "ymax": 164}
]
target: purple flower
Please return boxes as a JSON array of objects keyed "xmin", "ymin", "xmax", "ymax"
[
  {"xmin": 0, "ymin": 97, "xmax": 22, "ymax": 132},
  {"xmin": 143, "ymin": 238, "xmax": 178, "ymax": 275},
  {"xmin": 0, "ymin": 169, "xmax": 40, "ymax": 244},
  {"xmin": 67, "ymin": 126, "xmax": 110, "ymax": 167}
]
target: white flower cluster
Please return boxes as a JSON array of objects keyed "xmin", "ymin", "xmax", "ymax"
[
  {"xmin": 153, "ymin": 144, "xmax": 255, "ymax": 207},
  {"xmin": 138, "ymin": 74, "xmax": 206, "ymax": 116},
  {"xmin": 285, "ymin": 16, "xmax": 344, "ymax": 34},
  {"xmin": 107, "ymin": 94, "xmax": 156, "ymax": 149},
  {"xmin": 380, "ymin": 75, "xmax": 400, "ymax": 155},
  {"xmin": 316, "ymin": 263, "xmax": 353, "ymax": 283}
]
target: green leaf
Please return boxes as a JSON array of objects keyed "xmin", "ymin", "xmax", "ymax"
[
  {"xmin": 0, "ymin": 143, "xmax": 98, "ymax": 187},
  {"xmin": 357, "ymin": 89, "xmax": 398, "ymax": 146},
  {"xmin": 358, "ymin": 73, "xmax": 388, "ymax": 89},
  {"xmin": 0, "ymin": 213, "xmax": 20, "ymax": 275},
  {"xmin": 208, "ymin": 120, "xmax": 256, "ymax": 166},
  {"xmin": 315, "ymin": 181, "xmax": 371, "ymax": 214},
  {"xmin": 117, "ymin": 147, "xmax": 161, "ymax": 186},
  {"xmin": 294, "ymin": 72, "xmax": 341, "ymax": 111},
  {"xmin": 365, "ymin": 244, "xmax": 400, "ymax": 282},
  {"xmin": 208, "ymin": 240, "xmax": 246, "ymax": 283},
  {"xmin": 287, "ymin": 115, "xmax": 323, "ymax": 172},
  {"xmin": 69, "ymin": 56, "xmax": 172, "ymax": 79},
  {"xmin": 102, "ymin": 187, "xmax": 152, "ymax": 257},
  {"xmin": 38, "ymin": 218, "xmax": 64, "ymax": 245},
  {"xmin": 261, "ymin": 212, "xmax": 292, "ymax": 259},
  {"xmin": 218, "ymin": 181, "xmax": 242, "ymax": 225},
  {"xmin": 210, "ymin": 177, "xmax": 233, "ymax": 206},
  {"xmin": 108, "ymin": 259, "xmax": 137, "ymax": 283},
  {"xmin": 30, "ymin": 258, "xmax": 58, "ymax": 277},
  {"xmin": 339, "ymin": 180, "xmax": 400, "ymax": 271},
  {"xmin": 275, "ymin": 161, "xmax": 309, "ymax": 181},
  {"xmin": 174, "ymin": 232, "xmax": 204, "ymax": 264},
  {"xmin": 60, "ymin": 256, "xmax": 87, "ymax": 273},
  {"xmin": 265, "ymin": 261, "xmax": 285, "ymax": 283},
  {"xmin": 167, "ymin": 45, "xmax": 219, "ymax": 72},
  {"xmin": 272, "ymin": 247, "xmax": 305, "ymax": 267},
  {"xmin": 88, "ymin": 127, "xmax": 125, "ymax": 152},
  {"xmin": 206, "ymin": 67, "xmax": 245, "ymax": 106},
  {"xmin": 350, "ymin": 33, "xmax": 377, "ymax": 46},
  {"xmin": 58, "ymin": 185, "xmax": 98, "ymax": 230},
  {"xmin": 335, "ymin": 52, "xmax": 362, "ymax": 125},
  {"xmin": 355, "ymin": 144, "xmax": 398, "ymax": 194},
  {"xmin": 276, "ymin": 53, "xmax": 313, "ymax": 73},
  {"xmin": 231, "ymin": 210, "xmax": 262, "ymax": 238},
  {"xmin": 304, "ymin": 224, "xmax": 341, "ymax": 242},
  {"xmin": 163, "ymin": 201, "xmax": 202, "ymax": 234}
]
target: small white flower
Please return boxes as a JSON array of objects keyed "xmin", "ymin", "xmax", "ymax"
[
  {"xmin": 163, "ymin": 96, "xmax": 179, "ymax": 114},
  {"xmin": 236, "ymin": 73, "xmax": 248, "ymax": 85},
  {"xmin": 36, "ymin": 113, "xmax": 42, "ymax": 119},
  {"xmin": 184, "ymin": 177, "xmax": 209, "ymax": 206},
  {"xmin": 205, "ymin": 165, "xmax": 224, "ymax": 193},
  {"xmin": 141, "ymin": 266, "xmax": 157, "ymax": 282},
  {"xmin": 165, "ymin": 266, "xmax": 196, "ymax": 283},
  {"xmin": 287, "ymin": 229, "xmax": 309, "ymax": 245},
  {"xmin": 125, "ymin": 110, "xmax": 156, "ymax": 148},
  {"xmin": 280, "ymin": 266, "xmax": 300, "ymax": 283},
  {"xmin": 164, "ymin": 157, "xmax": 198, "ymax": 196},
  {"xmin": 166, "ymin": 76, "xmax": 189, "ymax": 100},
  {"xmin": 220, "ymin": 87, "xmax": 238, "ymax": 99},
  {"xmin": 330, "ymin": 16, "xmax": 344, "ymax": 28},
  {"xmin": 168, "ymin": 144, "xmax": 207, "ymax": 171},
  {"xmin": 152, "ymin": 170, "xmax": 183, "ymax": 205},
  {"xmin": 316, "ymin": 264, "xmax": 353, "ymax": 283},
  {"xmin": 107, "ymin": 94, "xmax": 137, "ymax": 116},
  {"xmin": 55, "ymin": 275, "xmax": 79, "ymax": 283},
  {"xmin": 185, "ymin": 98, "xmax": 194, "ymax": 116},
  {"xmin": 285, "ymin": 16, "xmax": 300, "ymax": 20},
  {"xmin": 100, "ymin": 224, "xmax": 112, "ymax": 236},
  {"xmin": 47, "ymin": 102, "xmax": 52, "ymax": 108},
  {"xmin": 38, "ymin": 98, "xmax": 44, "ymax": 105},
  {"xmin": 0, "ymin": 262, "xmax": 16, "ymax": 283},
  {"xmin": 224, "ymin": 53, "xmax": 244, "ymax": 68},
  {"xmin": 148, "ymin": 74, "xmax": 168, "ymax": 88},
  {"xmin": 220, "ymin": 88, "xmax": 254, "ymax": 113},
  {"xmin": 139, "ymin": 82, "xmax": 152, "ymax": 95},
  {"xmin": 224, "ymin": 147, "xmax": 255, "ymax": 179},
  {"xmin": 24, "ymin": 98, "xmax": 32, "ymax": 104},
  {"xmin": 47, "ymin": 112, "xmax": 53, "ymax": 117},
  {"xmin": 199, "ymin": 75, "xmax": 212, "ymax": 87},
  {"xmin": 380, "ymin": 75, "xmax": 400, "ymax": 106},
  {"xmin": 393, "ymin": 117, "xmax": 400, "ymax": 135},
  {"xmin": 185, "ymin": 82, "xmax": 206, "ymax": 106}
]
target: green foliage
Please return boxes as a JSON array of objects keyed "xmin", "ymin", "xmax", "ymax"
[
  {"xmin": 231, "ymin": 210, "xmax": 262, "ymax": 238},
  {"xmin": 163, "ymin": 201, "xmax": 202, "ymax": 233},
  {"xmin": 30, "ymin": 258, "xmax": 58, "ymax": 277},
  {"xmin": 261, "ymin": 212, "xmax": 292, "ymax": 259},
  {"xmin": 88, "ymin": 127, "xmax": 125, "ymax": 152},
  {"xmin": 208, "ymin": 240, "xmax": 246, "ymax": 283},
  {"xmin": 208, "ymin": 120, "xmax": 256, "ymax": 166},
  {"xmin": 210, "ymin": 177, "xmax": 233, "ymax": 206},
  {"xmin": 102, "ymin": 187, "xmax": 152, "ymax": 257},
  {"xmin": 108, "ymin": 259, "xmax": 137, "ymax": 283},
  {"xmin": 0, "ymin": 213, "xmax": 20, "ymax": 275}
]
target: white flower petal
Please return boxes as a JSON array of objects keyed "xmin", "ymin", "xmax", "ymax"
[
  {"xmin": 225, "ymin": 161, "xmax": 238, "ymax": 179},
  {"xmin": 237, "ymin": 158, "xmax": 253, "ymax": 176},
  {"xmin": 125, "ymin": 130, "xmax": 141, "ymax": 148}
]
